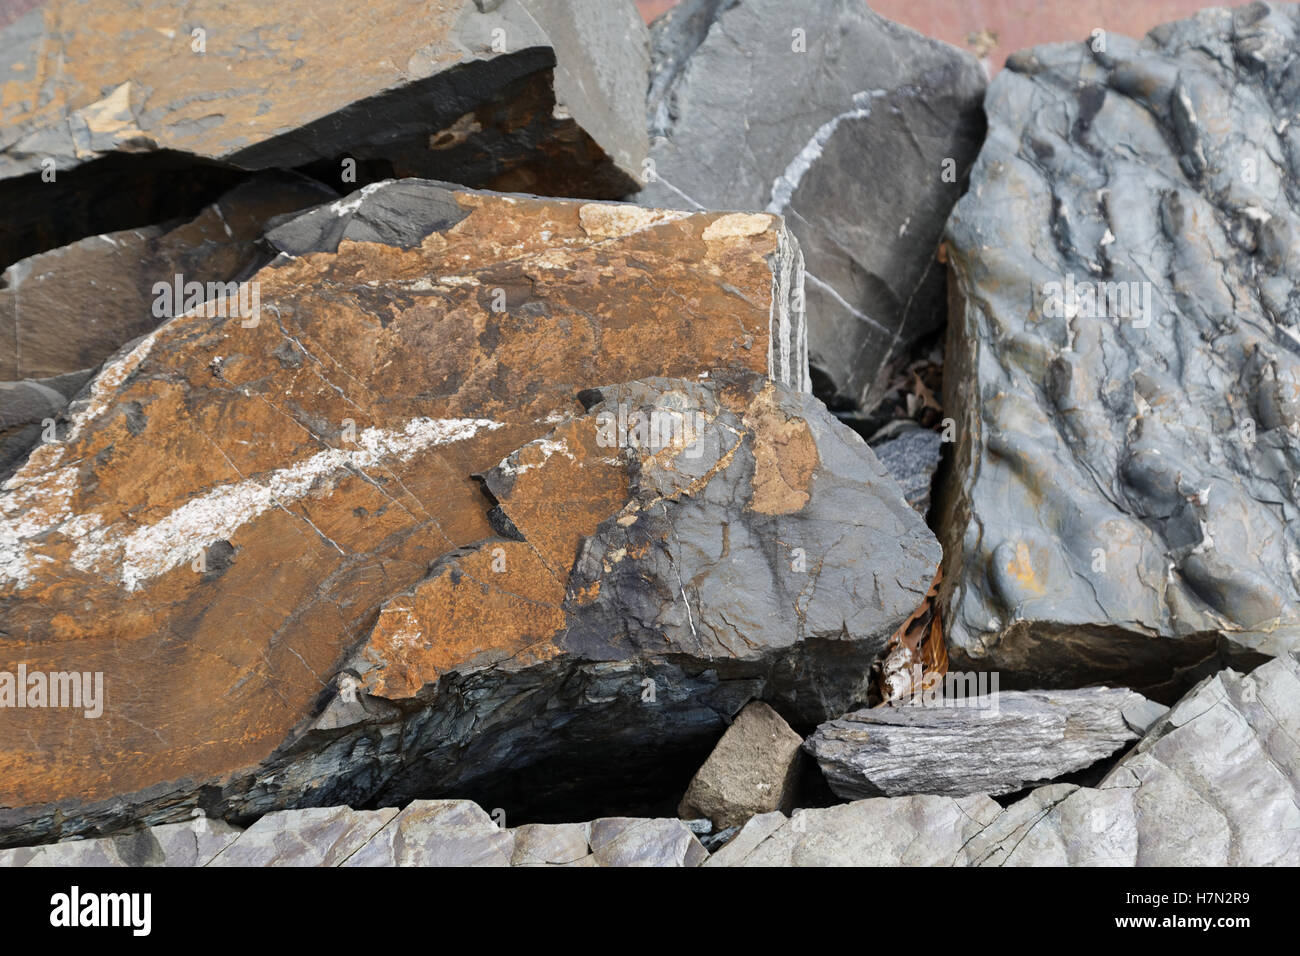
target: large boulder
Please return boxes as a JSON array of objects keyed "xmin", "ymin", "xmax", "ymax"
[
  {"xmin": 0, "ymin": 179, "xmax": 936, "ymax": 846},
  {"xmin": 0, "ymin": 0, "xmax": 649, "ymax": 268},
  {"xmin": 940, "ymin": 4, "xmax": 1300, "ymax": 692},
  {"xmin": 639, "ymin": 0, "xmax": 986, "ymax": 417}
]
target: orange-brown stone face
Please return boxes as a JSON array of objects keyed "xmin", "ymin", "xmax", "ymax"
[{"xmin": 0, "ymin": 183, "xmax": 796, "ymax": 817}]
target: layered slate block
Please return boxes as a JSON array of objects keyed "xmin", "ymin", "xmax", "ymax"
[
  {"xmin": 0, "ymin": 0, "xmax": 650, "ymax": 266},
  {"xmin": 640, "ymin": 0, "xmax": 986, "ymax": 416},
  {"xmin": 0, "ymin": 180, "xmax": 925, "ymax": 847},
  {"xmin": 940, "ymin": 5, "xmax": 1300, "ymax": 690}
]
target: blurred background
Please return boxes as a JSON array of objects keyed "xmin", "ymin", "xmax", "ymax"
[{"xmin": 636, "ymin": 0, "xmax": 1245, "ymax": 73}]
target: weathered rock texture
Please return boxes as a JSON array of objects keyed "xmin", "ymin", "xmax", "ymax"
[
  {"xmin": 0, "ymin": 371, "xmax": 93, "ymax": 480},
  {"xmin": 0, "ymin": 179, "xmax": 935, "ymax": 846},
  {"xmin": 871, "ymin": 426, "xmax": 942, "ymax": 514},
  {"xmin": 0, "ymin": 800, "xmax": 708, "ymax": 867},
  {"xmin": 805, "ymin": 687, "xmax": 1166, "ymax": 799},
  {"xmin": 678, "ymin": 701, "xmax": 804, "ymax": 828},
  {"xmin": 714, "ymin": 653, "xmax": 1300, "ymax": 865},
  {"xmin": 0, "ymin": 0, "xmax": 649, "ymax": 267},
  {"xmin": 0, "ymin": 173, "xmax": 335, "ymax": 382},
  {"xmin": 640, "ymin": 0, "xmax": 986, "ymax": 417},
  {"xmin": 941, "ymin": 4, "xmax": 1300, "ymax": 691}
]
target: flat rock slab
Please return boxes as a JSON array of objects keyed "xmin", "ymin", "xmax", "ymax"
[
  {"xmin": 805, "ymin": 687, "xmax": 1166, "ymax": 799},
  {"xmin": 640, "ymin": 0, "xmax": 986, "ymax": 416},
  {"xmin": 678, "ymin": 700, "xmax": 804, "ymax": 829},
  {"xmin": 0, "ymin": 179, "xmax": 934, "ymax": 846},
  {"xmin": 940, "ymin": 4, "xmax": 1300, "ymax": 690},
  {"xmin": 0, "ymin": 0, "xmax": 649, "ymax": 266},
  {"xmin": 713, "ymin": 654, "xmax": 1300, "ymax": 865}
]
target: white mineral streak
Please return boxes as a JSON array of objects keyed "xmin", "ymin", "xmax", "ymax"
[{"xmin": 1, "ymin": 417, "xmax": 501, "ymax": 592}]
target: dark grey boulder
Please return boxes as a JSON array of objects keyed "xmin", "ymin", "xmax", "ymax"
[
  {"xmin": 639, "ymin": 0, "xmax": 986, "ymax": 418},
  {"xmin": 940, "ymin": 3, "xmax": 1300, "ymax": 691}
]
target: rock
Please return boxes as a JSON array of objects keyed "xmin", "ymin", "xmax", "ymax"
[
  {"xmin": 207, "ymin": 806, "xmax": 399, "ymax": 867},
  {"xmin": 0, "ymin": 0, "xmax": 649, "ymax": 268},
  {"xmin": 678, "ymin": 700, "xmax": 804, "ymax": 828},
  {"xmin": 870, "ymin": 426, "xmax": 943, "ymax": 514},
  {"xmin": 640, "ymin": 0, "xmax": 986, "ymax": 417},
  {"xmin": 713, "ymin": 654, "xmax": 1300, "ymax": 865},
  {"xmin": 1, "ymin": 800, "xmax": 708, "ymax": 867},
  {"xmin": 343, "ymin": 801, "xmax": 514, "ymax": 867},
  {"xmin": 588, "ymin": 817, "xmax": 708, "ymax": 867},
  {"xmin": 0, "ymin": 173, "xmax": 335, "ymax": 382},
  {"xmin": 805, "ymin": 687, "xmax": 1166, "ymax": 799},
  {"xmin": 0, "ymin": 179, "xmax": 935, "ymax": 847},
  {"xmin": 0, "ymin": 816, "xmax": 239, "ymax": 867},
  {"xmin": 0, "ymin": 371, "xmax": 93, "ymax": 480},
  {"xmin": 939, "ymin": 5, "xmax": 1300, "ymax": 691}
]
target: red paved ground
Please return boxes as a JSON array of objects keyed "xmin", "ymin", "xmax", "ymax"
[{"xmin": 635, "ymin": 0, "xmax": 1251, "ymax": 73}]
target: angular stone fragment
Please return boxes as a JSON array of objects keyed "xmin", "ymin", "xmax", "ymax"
[
  {"xmin": 0, "ymin": 180, "xmax": 834, "ymax": 846},
  {"xmin": 805, "ymin": 687, "xmax": 1166, "ymax": 799},
  {"xmin": 940, "ymin": 5, "xmax": 1300, "ymax": 690},
  {"xmin": 588, "ymin": 817, "xmax": 707, "ymax": 867},
  {"xmin": 640, "ymin": 0, "xmax": 986, "ymax": 416},
  {"xmin": 713, "ymin": 655, "xmax": 1300, "ymax": 865},
  {"xmin": 0, "ymin": 174, "xmax": 335, "ymax": 382},
  {"xmin": 0, "ymin": 0, "xmax": 649, "ymax": 266},
  {"xmin": 342, "ymin": 801, "xmax": 514, "ymax": 867},
  {"xmin": 0, "ymin": 816, "xmax": 240, "ymax": 868},
  {"xmin": 678, "ymin": 701, "xmax": 804, "ymax": 828},
  {"xmin": 870, "ymin": 426, "xmax": 942, "ymax": 514},
  {"xmin": 207, "ymin": 806, "xmax": 399, "ymax": 867}
]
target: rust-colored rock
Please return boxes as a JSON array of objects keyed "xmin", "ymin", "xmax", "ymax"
[
  {"xmin": 0, "ymin": 0, "xmax": 650, "ymax": 267},
  {"xmin": 0, "ymin": 179, "xmax": 815, "ymax": 844}
]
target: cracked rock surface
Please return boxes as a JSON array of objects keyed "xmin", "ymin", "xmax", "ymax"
[
  {"xmin": 639, "ymin": 0, "xmax": 986, "ymax": 417},
  {"xmin": 0, "ymin": 0, "xmax": 649, "ymax": 267},
  {"xmin": 713, "ymin": 653, "xmax": 1300, "ymax": 865},
  {"xmin": 805, "ymin": 686, "xmax": 1167, "ymax": 799},
  {"xmin": 940, "ymin": 3, "xmax": 1300, "ymax": 691},
  {"xmin": 0, "ymin": 178, "xmax": 936, "ymax": 846},
  {"xmin": 6, "ymin": 654, "xmax": 1292, "ymax": 865}
]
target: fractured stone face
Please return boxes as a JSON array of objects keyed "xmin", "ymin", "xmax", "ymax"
[
  {"xmin": 0, "ymin": 0, "xmax": 649, "ymax": 267},
  {"xmin": 640, "ymin": 0, "xmax": 986, "ymax": 416},
  {"xmin": 805, "ymin": 687, "xmax": 1166, "ymax": 799},
  {"xmin": 714, "ymin": 654, "xmax": 1300, "ymax": 865},
  {"xmin": 0, "ymin": 178, "xmax": 933, "ymax": 848},
  {"xmin": 940, "ymin": 4, "xmax": 1300, "ymax": 690}
]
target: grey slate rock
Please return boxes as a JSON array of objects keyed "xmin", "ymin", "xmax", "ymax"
[
  {"xmin": 342, "ymin": 801, "xmax": 514, "ymax": 867},
  {"xmin": 714, "ymin": 655, "xmax": 1300, "ymax": 865},
  {"xmin": 640, "ymin": 0, "xmax": 986, "ymax": 417},
  {"xmin": 588, "ymin": 818, "xmax": 708, "ymax": 867},
  {"xmin": 0, "ymin": 371, "xmax": 93, "ymax": 481},
  {"xmin": 940, "ymin": 4, "xmax": 1300, "ymax": 690},
  {"xmin": 678, "ymin": 701, "xmax": 804, "ymax": 828},
  {"xmin": 0, "ymin": 816, "xmax": 239, "ymax": 867},
  {"xmin": 805, "ymin": 687, "xmax": 1167, "ymax": 799},
  {"xmin": 208, "ymin": 806, "xmax": 399, "ymax": 867},
  {"xmin": 870, "ymin": 426, "xmax": 943, "ymax": 514}
]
